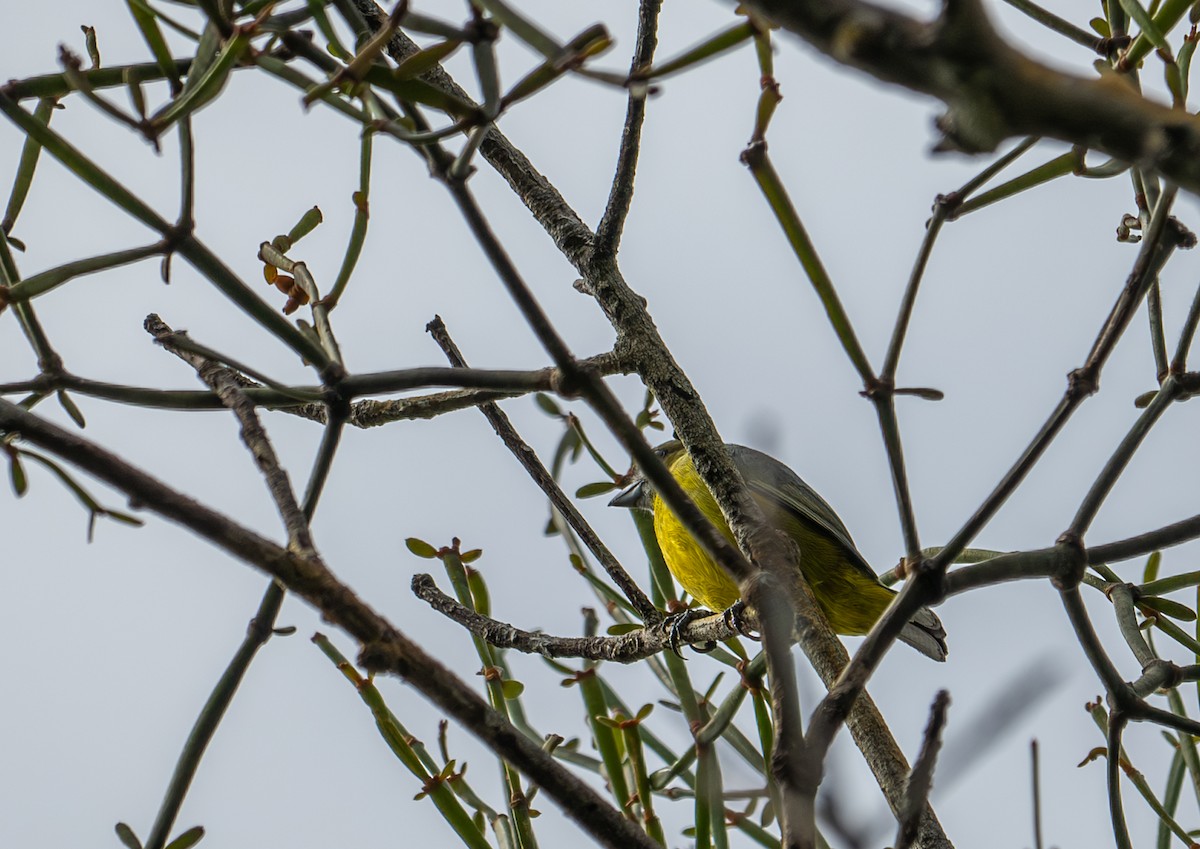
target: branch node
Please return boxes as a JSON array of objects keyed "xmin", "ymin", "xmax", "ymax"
[{"xmin": 1051, "ymin": 533, "xmax": 1086, "ymax": 589}]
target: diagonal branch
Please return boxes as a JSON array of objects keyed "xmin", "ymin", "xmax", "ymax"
[
  {"xmin": 426, "ymin": 315, "xmax": 660, "ymax": 624},
  {"xmin": 0, "ymin": 398, "xmax": 658, "ymax": 849},
  {"xmin": 743, "ymin": 0, "xmax": 1200, "ymax": 195},
  {"xmin": 595, "ymin": 0, "xmax": 662, "ymax": 255}
]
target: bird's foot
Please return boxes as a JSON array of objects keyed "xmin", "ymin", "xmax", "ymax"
[
  {"xmin": 722, "ymin": 600, "xmax": 760, "ymax": 641},
  {"xmin": 661, "ymin": 608, "xmax": 716, "ymax": 657}
]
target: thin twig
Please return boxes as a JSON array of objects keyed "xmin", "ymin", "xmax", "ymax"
[
  {"xmin": 412, "ymin": 573, "xmax": 733, "ymax": 660},
  {"xmin": 425, "ymin": 315, "xmax": 659, "ymax": 624},
  {"xmin": 594, "ymin": 0, "xmax": 662, "ymax": 255},
  {"xmin": 895, "ymin": 691, "xmax": 950, "ymax": 849}
]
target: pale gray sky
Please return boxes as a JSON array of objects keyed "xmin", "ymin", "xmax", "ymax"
[{"xmin": 4, "ymin": 2, "xmax": 1199, "ymax": 848}]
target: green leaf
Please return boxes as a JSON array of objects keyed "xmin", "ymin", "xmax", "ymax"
[
  {"xmin": 1118, "ymin": 0, "xmax": 1171, "ymax": 53},
  {"xmin": 466, "ymin": 569, "xmax": 490, "ymax": 616},
  {"xmin": 164, "ymin": 826, "xmax": 205, "ymax": 849},
  {"xmin": 534, "ymin": 392, "xmax": 561, "ymax": 417},
  {"xmin": 606, "ymin": 623, "xmax": 642, "ymax": 635},
  {"xmin": 406, "ymin": 537, "xmax": 438, "ymax": 559},
  {"xmin": 56, "ymin": 389, "xmax": 86, "ymax": 428},
  {"xmin": 1141, "ymin": 595, "xmax": 1197, "ymax": 621},
  {"xmin": 285, "ymin": 205, "xmax": 323, "ymax": 248},
  {"xmin": 1089, "ymin": 16, "xmax": 1112, "ymax": 36},
  {"xmin": 501, "ymin": 679, "xmax": 525, "ymax": 699},
  {"xmin": 1144, "ymin": 550, "xmax": 1163, "ymax": 583},
  {"xmin": 126, "ymin": 0, "xmax": 180, "ymax": 87},
  {"xmin": 461, "ymin": 548, "xmax": 483, "ymax": 564},
  {"xmin": 9, "ymin": 453, "xmax": 27, "ymax": 496},
  {"xmin": 635, "ymin": 703, "xmax": 654, "ymax": 721},
  {"xmin": 575, "ymin": 480, "xmax": 617, "ymax": 499},
  {"xmin": 394, "ymin": 39, "xmax": 463, "ymax": 80},
  {"xmin": 103, "ymin": 509, "xmax": 145, "ymax": 527},
  {"xmin": 114, "ymin": 823, "xmax": 143, "ymax": 849}
]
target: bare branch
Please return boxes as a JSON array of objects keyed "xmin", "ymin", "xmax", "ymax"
[{"xmin": 743, "ymin": 0, "xmax": 1200, "ymax": 195}]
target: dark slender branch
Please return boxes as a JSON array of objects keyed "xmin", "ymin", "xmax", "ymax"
[
  {"xmin": 1136, "ymin": 701, "xmax": 1200, "ymax": 737},
  {"xmin": 1129, "ymin": 659, "xmax": 1183, "ymax": 699},
  {"xmin": 1170, "ymin": 276, "xmax": 1200, "ymax": 373},
  {"xmin": 144, "ymin": 579, "xmax": 286, "ymax": 849},
  {"xmin": 594, "ymin": 0, "xmax": 662, "ymax": 255},
  {"xmin": 1030, "ymin": 740, "xmax": 1044, "ymax": 849},
  {"xmin": 1106, "ymin": 583, "xmax": 1155, "ymax": 668},
  {"xmin": 140, "ymin": 317, "xmax": 334, "ymax": 849},
  {"xmin": 0, "ymin": 59, "xmax": 194, "ymax": 101},
  {"xmin": 868, "ymin": 394, "xmax": 921, "ymax": 563},
  {"xmin": 1000, "ymin": 0, "xmax": 1109, "ymax": 54},
  {"xmin": 882, "ymin": 136, "xmax": 1039, "ymax": 380},
  {"xmin": 934, "ymin": 191, "xmax": 1190, "ymax": 571},
  {"xmin": 1061, "ymin": 586, "xmax": 1127, "ymax": 699},
  {"xmin": 149, "ymin": 320, "xmax": 314, "ymax": 550},
  {"xmin": 942, "ymin": 546, "xmax": 1066, "ymax": 596},
  {"xmin": 0, "ymin": 398, "xmax": 658, "ymax": 849},
  {"xmin": 440, "ymin": 178, "xmax": 757, "ymax": 593},
  {"xmin": 1069, "ymin": 377, "xmax": 1181, "ymax": 538},
  {"xmin": 1107, "ymin": 713, "xmax": 1133, "ymax": 849},
  {"xmin": 895, "ymin": 691, "xmax": 950, "ymax": 849},
  {"xmin": 1147, "ymin": 281, "xmax": 1168, "ymax": 380},
  {"xmin": 880, "ymin": 201, "xmax": 945, "ymax": 382},
  {"xmin": 742, "ymin": 0, "xmax": 1200, "ymax": 195},
  {"xmin": 0, "ymin": 358, "xmax": 621, "ymax": 410},
  {"xmin": 347, "ymin": 0, "xmax": 597, "ymax": 267},
  {"xmin": 1089, "ymin": 513, "xmax": 1200, "ymax": 565},
  {"xmin": 425, "ymin": 315, "xmax": 659, "ymax": 624}
]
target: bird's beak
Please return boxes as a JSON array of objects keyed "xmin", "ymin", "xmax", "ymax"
[{"xmin": 608, "ymin": 480, "xmax": 645, "ymax": 509}]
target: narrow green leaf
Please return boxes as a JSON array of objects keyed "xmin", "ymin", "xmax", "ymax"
[
  {"xmin": 56, "ymin": 389, "xmax": 86, "ymax": 428},
  {"xmin": 102, "ymin": 509, "xmax": 145, "ymax": 527},
  {"xmin": 406, "ymin": 537, "xmax": 438, "ymax": 558},
  {"xmin": 9, "ymin": 454, "xmax": 27, "ymax": 496},
  {"xmin": 164, "ymin": 826, "xmax": 205, "ymax": 849},
  {"xmin": 606, "ymin": 623, "xmax": 642, "ymax": 636},
  {"xmin": 534, "ymin": 392, "xmax": 561, "ymax": 417},
  {"xmin": 286, "ymin": 205, "xmax": 323, "ymax": 246},
  {"xmin": 1119, "ymin": 0, "xmax": 1172, "ymax": 51},
  {"xmin": 125, "ymin": 0, "xmax": 181, "ymax": 88},
  {"xmin": 637, "ymin": 21, "xmax": 755, "ymax": 81},
  {"xmin": 575, "ymin": 480, "xmax": 617, "ymax": 499},
  {"xmin": 466, "ymin": 568, "xmax": 490, "ymax": 616},
  {"xmin": 1141, "ymin": 595, "xmax": 1197, "ymax": 621},
  {"xmin": 2, "ymin": 97, "xmax": 56, "ymax": 237},
  {"xmin": 394, "ymin": 39, "xmax": 463, "ymax": 80},
  {"xmin": 114, "ymin": 823, "xmax": 143, "ymax": 849},
  {"xmin": 1145, "ymin": 551, "xmax": 1163, "ymax": 583}
]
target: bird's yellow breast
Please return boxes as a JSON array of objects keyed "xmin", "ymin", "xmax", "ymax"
[{"xmin": 651, "ymin": 452, "xmax": 896, "ymax": 635}]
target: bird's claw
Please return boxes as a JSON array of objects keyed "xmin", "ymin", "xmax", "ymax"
[
  {"xmin": 722, "ymin": 600, "xmax": 760, "ymax": 641},
  {"xmin": 661, "ymin": 608, "xmax": 716, "ymax": 657}
]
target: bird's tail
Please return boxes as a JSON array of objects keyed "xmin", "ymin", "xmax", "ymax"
[{"xmin": 898, "ymin": 607, "xmax": 948, "ymax": 662}]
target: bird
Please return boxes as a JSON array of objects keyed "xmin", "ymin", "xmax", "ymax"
[{"xmin": 609, "ymin": 440, "xmax": 947, "ymax": 661}]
